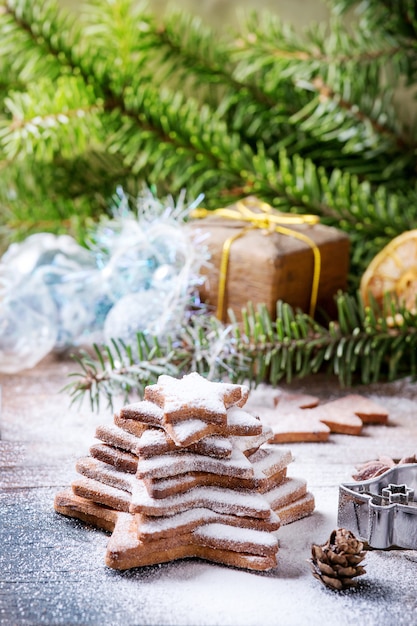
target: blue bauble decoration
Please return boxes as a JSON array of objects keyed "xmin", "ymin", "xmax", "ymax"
[
  {"xmin": 2, "ymin": 233, "xmax": 107, "ymax": 351},
  {"xmin": 103, "ymin": 289, "xmax": 179, "ymax": 349},
  {"xmin": 2, "ymin": 232, "xmax": 94, "ymax": 275},
  {"xmin": 0, "ymin": 268, "xmax": 58, "ymax": 373},
  {"xmin": 0, "ymin": 189, "xmax": 208, "ymax": 372},
  {"xmin": 35, "ymin": 264, "xmax": 108, "ymax": 350}
]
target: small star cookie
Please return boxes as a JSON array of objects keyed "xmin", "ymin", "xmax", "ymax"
[
  {"xmin": 144, "ymin": 372, "xmax": 249, "ymax": 425},
  {"xmin": 264, "ymin": 409, "xmax": 331, "ymax": 443},
  {"xmin": 316, "ymin": 394, "xmax": 388, "ymax": 424},
  {"xmin": 269, "ymin": 391, "xmax": 390, "ymax": 438},
  {"xmin": 306, "ymin": 403, "xmax": 363, "ymax": 435}
]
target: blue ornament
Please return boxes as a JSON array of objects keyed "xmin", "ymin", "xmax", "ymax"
[
  {"xmin": 2, "ymin": 233, "xmax": 94, "ymax": 275},
  {"xmin": 0, "ymin": 189, "xmax": 209, "ymax": 371},
  {"xmin": 102, "ymin": 242, "xmax": 157, "ymax": 301},
  {"xmin": 103, "ymin": 289, "xmax": 179, "ymax": 348},
  {"xmin": 0, "ymin": 268, "xmax": 58, "ymax": 373},
  {"xmin": 2, "ymin": 233, "xmax": 108, "ymax": 351},
  {"xmin": 35, "ymin": 264, "xmax": 107, "ymax": 350}
]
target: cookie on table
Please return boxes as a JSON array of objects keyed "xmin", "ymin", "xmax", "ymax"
[
  {"xmin": 317, "ymin": 394, "xmax": 389, "ymax": 425},
  {"xmin": 106, "ymin": 513, "xmax": 278, "ymax": 571},
  {"xmin": 305, "ymin": 403, "xmax": 363, "ymax": 435},
  {"xmin": 55, "ymin": 372, "xmax": 316, "ymax": 572},
  {"xmin": 267, "ymin": 390, "xmax": 389, "ymax": 440},
  {"xmin": 273, "ymin": 391, "xmax": 320, "ymax": 411},
  {"xmin": 263, "ymin": 409, "xmax": 331, "ymax": 443}
]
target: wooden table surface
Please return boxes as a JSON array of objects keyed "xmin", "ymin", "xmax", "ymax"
[{"xmin": 1, "ymin": 355, "xmax": 416, "ymax": 626}]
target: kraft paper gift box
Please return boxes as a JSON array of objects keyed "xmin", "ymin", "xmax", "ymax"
[{"xmin": 188, "ymin": 197, "xmax": 350, "ymax": 322}]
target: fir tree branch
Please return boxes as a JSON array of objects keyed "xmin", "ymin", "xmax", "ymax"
[
  {"xmin": 154, "ymin": 11, "xmax": 235, "ymax": 90},
  {"xmin": 334, "ymin": 0, "xmax": 417, "ymax": 44},
  {"xmin": 307, "ymin": 76, "xmax": 409, "ymax": 151},
  {"xmin": 148, "ymin": 6, "xmax": 417, "ymax": 186},
  {"xmin": 233, "ymin": 12, "xmax": 417, "ymax": 177},
  {"xmin": 65, "ymin": 315, "xmax": 250, "ymax": 411},
  {"xmin": 0, "ymin": 0, "xmax": 75, "ymax": 82},
  {"xmin": 65, "ymin": 294, "xmax": 417, "ymax": 411},
  {"xmin": 1, "ymin": 0, "xmax": 417, "ymax": 285},
  {"xmin": 0, "ymin": 76, "xmax": 103, "ymax": 161}
]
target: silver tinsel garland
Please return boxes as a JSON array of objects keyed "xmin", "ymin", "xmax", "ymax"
[{"xmin": 0, "ymin": 188, "xmax": 208, "ymax": 374}]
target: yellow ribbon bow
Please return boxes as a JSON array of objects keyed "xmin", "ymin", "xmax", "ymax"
[{"xmin": 192, "ymin": 198, "xmax": 322, "ymax": 321}]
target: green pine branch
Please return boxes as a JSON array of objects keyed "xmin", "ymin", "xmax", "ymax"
[
  {"xmin": 150, "ymin": 8, "xmax": 415, "ymax": 182},
  {"xmin": 333, "ymin": 0, "xmax": 417, "ymax": 48},
  {"xmin": 65, "ymin": 312, "xmax": 251, "ymax": 411},
  {"xmin": 2, "ymin": 0, "xmax": 417, "ymax": 281},
  {"xmin": 65, "ymin": 293, "xmax": 417, "ymax": 411},
  {"xmin": 232, "ymin": 12, "xmax": 416, "ymax": 178}
]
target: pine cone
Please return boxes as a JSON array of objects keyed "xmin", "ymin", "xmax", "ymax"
[{"xmin": 310, "ymin": 528, "xmax": 366, "ymax": 591}]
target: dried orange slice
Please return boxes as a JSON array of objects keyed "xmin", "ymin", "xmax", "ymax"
[{"xmin": 360, "ymin": 230, "xmax": 417, "ymax": 310}]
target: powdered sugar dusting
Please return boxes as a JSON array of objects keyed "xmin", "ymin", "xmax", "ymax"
[
  {"xmin": 231, "ymin": 424, "xmax": 273, "ymax": 451},
  {"xmin": 226, "ymin": 406, "xmax": 262, "ymax": 433},
  {"xmin": 195, "ymin": 523, "xmax": 278, "ymax": 549},
  {"xmin": 121, "ymin": 399, "xmax": 164, "ymax": 421},
  {"xmin": 248, "ymin": 445, "xmax": 293, "ymax": 477},
  {"xmin": 138, "ymin": 507, "xmax": 221, "ymax": 535},
  {"xmin": 166, "ymin": 418, "xmax": 216, "ymax": 445},
  {"xmin": 2, "ymin": 356, "xmax": 417, "ymax": 624},
  {"xmin": 136, "ymin": 447, "xmax": 255, "ymax": 479},
  {"xmin": 145, "ymin": 373, "xmax": 248, "ymax": 422},
  {"xmin": 131, "ymin": 481, "xmax": 272, "ymax": 517},
  {"xmin": 264, "ymin": 477, "xmax": 307, "ymax": 509},
  {"xmin": 76, "ymin": 457, "xmax": 135, "ymax": 493}
]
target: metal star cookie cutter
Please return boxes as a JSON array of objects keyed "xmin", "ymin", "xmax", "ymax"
[{"xmin": 338, "ymin": 464, "xmax": 417, "ymax": 549}]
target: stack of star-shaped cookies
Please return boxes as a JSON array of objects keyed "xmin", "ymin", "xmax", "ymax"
[{"xmin": 55, "ymin": 373, "xmax": 314, "ymax": 571}]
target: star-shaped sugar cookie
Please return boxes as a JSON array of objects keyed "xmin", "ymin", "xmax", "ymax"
[
  {"xmin": 144, "ymin": 373, "xmax": 249, "ymax": 425},
  {"xmin": 315, "ymin": 394, "xmax": 388, "ymax": 424},
  {"xmin": 264, "ymin": 409, "xmax": 331, "ymax": 443},
  {"xmin": 261, "ymin": 392, "xmax": 329, "ymax": 442},
  {"xmin": 266, "ymin": 391, "xmax": 389, "ymax": 441}
]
